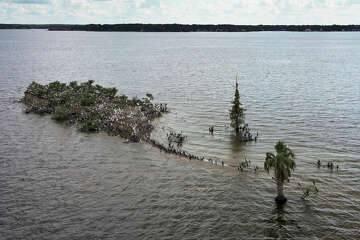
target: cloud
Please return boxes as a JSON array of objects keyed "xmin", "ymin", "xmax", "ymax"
[
  {"xmin": 139, "ymin": 0, "xmax": 159, "ymax": 8},
  {"xmin": 1, "ymin": 0, "xmax": 50, "ymax": 3},
  {"xmin": 0, "ymin": 0, "xmax": 359, "ymax": 24}
]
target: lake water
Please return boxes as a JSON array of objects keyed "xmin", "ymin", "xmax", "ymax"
[{"xmin": 0, "ymin": 30, "xmax": 360, "ymax": 239}]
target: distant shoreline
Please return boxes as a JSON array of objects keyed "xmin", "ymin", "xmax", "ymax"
[{"xmin": 1, "ymin": 24, "xmax": 360, "ymax": 32}]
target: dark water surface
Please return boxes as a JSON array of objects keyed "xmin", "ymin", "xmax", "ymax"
[{"xmin": 1, "ymin": 30, "xmax": 360, "ymax": 239}]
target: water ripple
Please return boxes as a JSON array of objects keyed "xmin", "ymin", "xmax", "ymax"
[{"xmin": 1, "ymin": 30, "xmax": 360, "ymax": 239}]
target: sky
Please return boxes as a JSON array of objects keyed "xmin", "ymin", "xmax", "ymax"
[{"xmin": 0, "ymin": 0, "xmax": 360, "ymax": 24}]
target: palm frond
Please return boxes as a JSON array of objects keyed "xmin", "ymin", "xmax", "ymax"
[{"xmin": 264, "ymin": 140, "xmax": 296, "ymax": 181}]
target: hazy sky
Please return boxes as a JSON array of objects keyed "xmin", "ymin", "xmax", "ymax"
[{"xmin": 1, "ymin": 0, "xmax": 360, "ymax": 24}]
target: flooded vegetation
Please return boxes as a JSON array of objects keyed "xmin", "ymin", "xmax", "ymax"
[
  {"xmin": 1, "ymin": 31, "xmax": 360, "ymax": 239},
  {"xmin": 229, "ymin": 80, "xmax": 257, "ymax": 142},
  {"xmin": 264, "ymin": 141, "xmax": 296, "ymax": 205},
  {"xmin": 23, "ymin": 80, "xmax": 165, "ymax": 142}
]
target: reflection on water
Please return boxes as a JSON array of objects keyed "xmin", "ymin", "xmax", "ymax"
[
  {"xmin": 265, "ymin": 205, "xmax": 295, "ymax": 239},
  {"xmin": 1, "ymin": 30, "xmax": 360, "ymax": 239},
  {"xmin": 229, "ymin": 134, "xmax": 248, "ymax": 154}
]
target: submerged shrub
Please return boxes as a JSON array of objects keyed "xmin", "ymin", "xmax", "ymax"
[
  {"xmin": 52, "ymin": 107, "xmax": 69, "ymax": 121},
  {"xmin": 167, "ymin": 131, "xmax": 187, "ymax": 147},
  {"xmin": 80, "ymin": 120, "xmax": 99, "ymax": 132}
]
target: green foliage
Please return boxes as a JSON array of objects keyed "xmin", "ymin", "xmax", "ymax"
[
  {"xmin": 265, "ymin": 141, "xmax": 296, "ymax": 203},
  {"xmin": 119, "ymin": 95, "xmax": 128, "ymax": 102},
  {"xmin": 87, "ymin": 80, "xmax": 95, "ymax": 86},
  {"xmin": 229, "ymin": 81, "xmax": 245, "ymax": 133},
  {"xmin": 146, "ymin": 93, "xmax": 154, "ymax": 101},
  {"xmin": 101, "ymin": 87, "xmax": 117, "ymax": 98},
  {"xmin": 29, "ymin": 81, "xmax": 40, "ymax": 88},
  {"xmin": 52, "ymin": 107, "xmax": 69, "ymax": 121},
  {"xmin": 95, "ymin": 84, "xmax": 102, "ymax": 90},
  {"xmin": 264, "ymin": 141, "xmax": 296, "ymax": 182},
  {"xmin": 29, "ymin": 81, "xmax": 47, "ymax": 97},
  {"xmin": 48, "ymin": 81, "xmax": 66, "ymax": 92},
  {"xmin": 116, "ymin": 95, "xmax": 128, "ymax": 108},
  {"xmin": 70, "ymin": 81, "xmax": 78, "ymax": 89},
  {"xmin": 80, "ymin": 120, "xmax": 99, "ymax": 132},
  {"xmin": 35, "ymin": 88, "xmax": 47, "ymax": 97},
  {"xmin": 59, "ymin": 92, "xmax": 71, "ymax": 104},
  {"xmin": 80, "ymin": 93, "xmax": 96, "ymax": 106},
  {"xmin": 24, "ymin": 79, "xmax": 164, "ymax": 142},
  {"xmin": 80, "ymin": 80, "xmax": 95, "ymax": 92}
]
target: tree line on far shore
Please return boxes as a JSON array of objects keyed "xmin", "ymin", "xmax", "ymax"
[{"xmin": 1, "ymin": 23, "xmax": 360, "ymax": 32}]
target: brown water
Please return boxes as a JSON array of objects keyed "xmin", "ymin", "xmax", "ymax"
[{"xmin": 0, "ymin": 30, "xmax": 360, "ymax": 239}]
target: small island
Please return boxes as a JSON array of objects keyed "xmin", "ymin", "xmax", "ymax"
[{"xmin": 22, "ymin": 80, "xmax": 167, "ymax": 142}]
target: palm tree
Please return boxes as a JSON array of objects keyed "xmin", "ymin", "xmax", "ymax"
[{"xmin": 264, "ymin": 141, "xmax": 296, "ymax": 204}]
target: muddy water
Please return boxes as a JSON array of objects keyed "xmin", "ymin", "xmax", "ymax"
[{"xmin": 1, "ymin": 30, "xmax": 359, "ymax": 239}]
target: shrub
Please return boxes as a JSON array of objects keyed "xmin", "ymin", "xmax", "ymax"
[
  {"xmin": 70, "ymin": 81, "xmax": 78, "ymax": 89},
  {"xmin": 167, "ymin": 131, "xmax": 187, "ymax": 147},
  {"xmin": 29, "ymin": 81, "xmax": 47, "ymax": 97},
  {"xmin": 119, "ymin": 95, "xmax": 128, "ymax": 102},
  {"xmin": 59, "ymin": 92, "xmax": 71, "ymax": 104},
  {"xmin": 80, "ymin": 120, "xmax": 99, "ymax": 132},
  {"xmin": 101, "ymin": 87, "xmax": 117, "ymax": 98},
  {"xmin": 95, "ymin": 84, "xmax": 103, "ymax": 91},
  {"xmin": 52, "ymin": 107, "xmax": 69, "ymax": 121},
  {"xmin": 80, "ymin": 93, "xmax": 96, "ymax": 106},
  {"xmin": 48, "ymin": 81, "xmax": 66, "ymax": 92},
  {"xmin": 86, "ymin": 80, "xmax": 95, "ymax": 86},
  {"xmin": 146, "ymin": 93, "xmax": 154, "ymax": 101},
  {"xmin": 34, "ymin": 88, "xmax": 47, "ymax": 97}
]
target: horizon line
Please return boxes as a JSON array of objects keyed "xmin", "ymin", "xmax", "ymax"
[{"xmin": 2, "ymin": 23, "xmax": 360, "ymax": 26}]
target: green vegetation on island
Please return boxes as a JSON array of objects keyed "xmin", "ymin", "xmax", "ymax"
[{"xmin": 22, "ymin": 80, "xmax": 167, "ymax": 142}]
